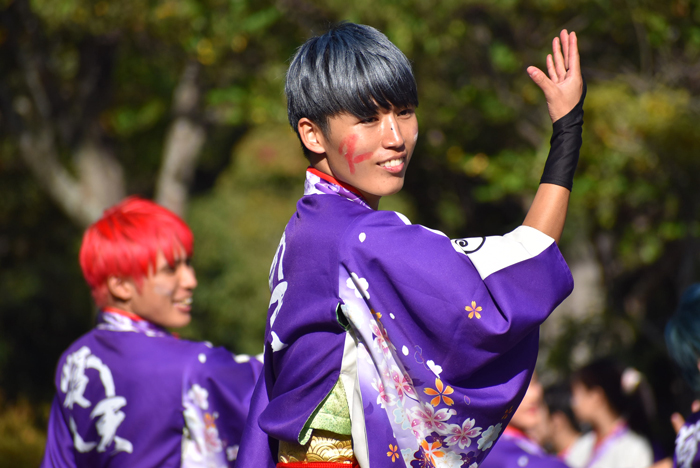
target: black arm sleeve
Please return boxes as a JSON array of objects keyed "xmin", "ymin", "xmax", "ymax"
[{"xmin": 539, "ymin": 77, "xmax": 587, "ymax": 191}]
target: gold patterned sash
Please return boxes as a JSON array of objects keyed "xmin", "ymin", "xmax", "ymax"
[{"xmin": 278, "ymin": 430, "xmax": 355, "ymax": 463}]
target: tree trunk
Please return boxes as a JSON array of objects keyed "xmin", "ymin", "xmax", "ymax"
[{"xmin": 155, "ymin": 61, "xmax": 206, "ymax": 216}]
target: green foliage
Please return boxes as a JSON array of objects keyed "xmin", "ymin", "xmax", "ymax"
[
  {"xmin": 4, "ymin": 0, "xmax": 700, "ymax": 462},
  {"xmin": 182, "ymin": 125, "xmax": 307, "ymax": 353},
  {"xmin": 0, "ymin": 397, "xmax": 47, "ymax": 468}
]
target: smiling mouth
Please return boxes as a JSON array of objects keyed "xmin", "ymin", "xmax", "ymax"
[
  {"xmin": 379, "ymin": 157, "xmax": 405, "ymax": 168},
  {"xmin": 175, "ymin": 297, "xmax": 193, "ymax": 307}
]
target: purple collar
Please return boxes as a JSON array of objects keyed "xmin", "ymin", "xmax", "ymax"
[{"xmin": 304, "ymin": 168, "xmax": 372, "ymax": 210}]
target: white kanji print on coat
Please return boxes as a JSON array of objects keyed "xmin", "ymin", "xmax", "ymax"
[{"xmin": 60, "ymin": 346, "xmax": 133, "ymax": 454}]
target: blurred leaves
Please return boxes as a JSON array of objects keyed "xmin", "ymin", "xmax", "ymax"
[
  {"xmin": 182, "ymin": 125, "xmax": 306, "ymax": 354},
  {"xmin": 2, "ymin": 0, "xmax": 700, "ymax": 461},
  {"xmin": 0, "ymin": 396, "xmax": 47, "ymax": 468}
]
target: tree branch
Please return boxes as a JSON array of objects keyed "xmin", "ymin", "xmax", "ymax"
[
  {"xmin": 155, "ymin": 61, "xmax": 206, "ymax": 215},
  {"xmin": 19, "ymin": 128, "xmax": 104, "ymax": 227}
]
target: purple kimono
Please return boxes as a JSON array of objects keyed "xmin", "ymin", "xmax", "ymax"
[
  {"xmin": 675, "ymin": 411, "xmax": 700, "ymax": 468},
  {"xmin": 41, "ymin": 309, "xmax": 262, "ymax": 467},
  {"xmin": 237, "ymin": 169, "xmax": 573, "ymax": 467},
  {"xmin": 480, "ymin": 428, "xmax": 570, "ymax": 468}
]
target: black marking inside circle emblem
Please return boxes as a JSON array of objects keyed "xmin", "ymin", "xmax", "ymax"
[{"xmin": 452, "ymin": 236, "xmax": 486, "ymax": 254}]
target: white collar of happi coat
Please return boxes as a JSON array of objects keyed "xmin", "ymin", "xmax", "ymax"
[
  {"xmin": 97, "ymin": 307, "xmax": 171, "ymax": 338},
  {"xmin": 304, "ymin": 167, "xmax": 372, "ymax": 210}
]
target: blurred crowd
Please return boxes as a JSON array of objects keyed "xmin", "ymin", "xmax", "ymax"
[{"xmin": 483, "ymin": 283, "xmax": 700, "ymax": 468}]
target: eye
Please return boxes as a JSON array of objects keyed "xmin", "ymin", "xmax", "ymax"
[
  {"xmin": 359, "ymin": 115, "xmax": 379, "ymax": 124},
  {"xmin": 398, "ymin": 107, "xmax": 415, "ymax": 118}
]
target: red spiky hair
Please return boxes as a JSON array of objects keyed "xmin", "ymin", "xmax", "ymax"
[{"xmin": 79, "ymin": 196, "xmax": 194, "ymax": 307}]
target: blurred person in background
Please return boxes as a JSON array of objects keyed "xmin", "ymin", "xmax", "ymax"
[
  {"xmin": 481, "ymin": 373, "xmax": 571, "ymax": 468},
  {"xmin": 41, "ymin": 197, "xmax": 262, "ymax": 468},
  {"xmin": 665, "ymin": 283, "xmax": 700, "ymax": 468},
  {"xmin": 567, "ymin": 358, "xmax": 655, "ymax": 468},
  {"xmin": 543, "ymin": 383, "xmax": 583, "ymax": 460}
]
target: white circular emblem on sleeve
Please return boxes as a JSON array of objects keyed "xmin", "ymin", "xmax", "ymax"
[
  {"xmin": 198, "ymin": 353, "xmax": 207, "ymax": 363},
  {"xmin": 402, "ymin": 346, "xmax": 409, "ymax": 356},
  {"xmin": 359, "ymin": 232, "xmax": 366, "ymax": 242}
]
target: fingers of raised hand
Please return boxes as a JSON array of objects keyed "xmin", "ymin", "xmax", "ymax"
[
  {"xmin": 567, "ymin": 31, "xmax": 581, "ymax": 76},
  {"xmin": 552, "ymin": 37, "xmax": 567, "ymax": 82},
  {"xmin": 560, "ymin": 30, "xmax": 570, "ymax": 70},
  {"xmin": 546, "ymin": 54, "xmax": 558, "ymax": 83},
  {"xmin": 527, "ymin": 66, "xmax": 555, "ymax": 95}
]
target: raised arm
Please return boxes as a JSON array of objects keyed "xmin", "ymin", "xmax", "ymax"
[{"xmin": 522, "ymin": 30, "xmax": 585, "ymax": 243}]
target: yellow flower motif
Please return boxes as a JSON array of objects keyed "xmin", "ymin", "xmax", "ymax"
[
  {"xmin": 387, "ymin": 443, "xmax": 399, "ymax": 462},
  {"xmin": 420, "ymin": 439, "xmax": 445, "ymax": 464},
  {"xmin": 502, "ymin": 405, "xmax": 514, "ymax": 420},
  {"xmin": 465, "ymin": 301, "xmax": 482, "ymax": 319},
  {"xmin": 424, "ymin": 378, "xmax": 455, "ymax": 406},
  {"xmin": 371, "ymin": 309, "xmax": 382, "ymax": 320}
]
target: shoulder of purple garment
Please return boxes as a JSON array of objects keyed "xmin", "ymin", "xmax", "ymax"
[
  {"xmin": 336, "ymin": 208, "xmax": 440, "ymax": 239},
  {"xmin": 181, "ymin": 341, "xmax": 264, "ymax": 375}
]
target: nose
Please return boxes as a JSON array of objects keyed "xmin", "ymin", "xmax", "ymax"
[
  {"xmin": 381, "ymin": 113, "xmax": 405, "ymax": 149},
  {"xmin": 179, "ymin": 264, "xmax": 198, "ymax": 290}
]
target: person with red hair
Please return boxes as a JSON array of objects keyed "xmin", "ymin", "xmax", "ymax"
[{"xmin": 41, "ymin": 197, "xmax": 261, "ymax": 468}]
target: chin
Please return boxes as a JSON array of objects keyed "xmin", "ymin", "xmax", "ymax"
[
  {"xmin": 379, "ymin": 181, "xmax": 406, "ymax": 198},
  {"xmin": 175, "ymin": 316, "xmax": 192, "ymax": 329},
  {"xmin": 165, "ymin": 314, "xmax": 192, "ymax": 329}
]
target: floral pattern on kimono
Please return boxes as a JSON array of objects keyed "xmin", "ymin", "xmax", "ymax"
[{"xmin": 237, "ymin": 169, "xmax": 573, "ymax": 468}]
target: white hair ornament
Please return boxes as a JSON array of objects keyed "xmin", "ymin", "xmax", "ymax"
[{"xmin": 621, "ymin": 367, "xmax": 642, "ymax": 395}]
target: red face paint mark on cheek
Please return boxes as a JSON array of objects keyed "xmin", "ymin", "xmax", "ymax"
[
  {"xmin": 353, "ymin": 152, "xmax": 372, "ymax": 165},
  {"xmin": 339, "ymin": 134, "xmax": 359, "ymax": 174},
  {"xmin": 339, "ymin": 134, "xmax": 372, "ymax": 175}
]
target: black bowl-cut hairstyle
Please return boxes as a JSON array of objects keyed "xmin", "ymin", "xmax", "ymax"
[{"xmin": 285, "ymin": 22, "xmax": 419, "ymax": 159}]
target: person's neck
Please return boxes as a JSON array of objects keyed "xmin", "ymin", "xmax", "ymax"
[
  {"xmin": 594, "ymin": 413, "xmax": 624, "ymax": 442},
  {"xmin": 310, "ymin": 160, "xmax": 380, "ymax": 210},
  {"xmin": 553, "ymin": 428, "xmax": 580, "ymax": 454}
]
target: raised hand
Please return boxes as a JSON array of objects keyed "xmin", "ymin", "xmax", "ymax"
[{"xmin": 527, "ymin": 30, "xmax": 583, "ymax": 123}]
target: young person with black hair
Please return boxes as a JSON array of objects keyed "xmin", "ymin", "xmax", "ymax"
[
  {"xmin": 666, "ymin": 284, "xmax": 700, "ymax": 468},
  {"xmin": 567, "ymin": 359, "xmax": 655, "ymax": 468},
  {"xmin": 237, "ymin": 22, "xmax": 585, "ymax": 467}
]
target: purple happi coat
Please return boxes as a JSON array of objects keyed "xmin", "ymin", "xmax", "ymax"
[
  {"xmin": 480, "ymin": 427, "xmax": 570, "ymax": 468},
  {"xmin": 41, "ymin": 308, "xmax": 262, "ymax": 467},
  {"xmin": 237, "ymin": 169, "xmax": 573, "ymax": 468},
  {"xmin": 675, "ymin": 411, "xmax": 700, "ymax": 468}
]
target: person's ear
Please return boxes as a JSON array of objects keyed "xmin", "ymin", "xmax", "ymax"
[
  {"xmin": 106, "ymin": 276, "xmax": 135, "ymax": 302},
  {"xmin": 298, "ymin": 118, "xmax": 327, "ymax": 155}
]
